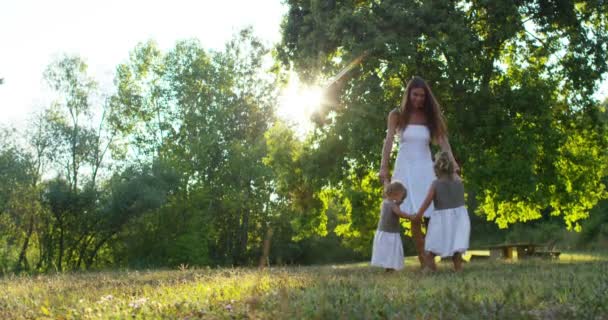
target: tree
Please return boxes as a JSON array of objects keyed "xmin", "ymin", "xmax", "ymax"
[
  {"xmin": 279, "ymin": 0, "xmax": 608, "ymax": 243},
  {"xmin": 109, "ymin": 41, "xmax": 170, "ymax": 161},
  {"xmin": 110, "ymin": 29, "xmax": 282, "ymax": 266},
  {"xmin": 0, "ymin": 128, "xmax": 42, "ymax": 272},
  {"xmin": 30, "ymin": 55, "xmax": 121, "ymax": 271},
  {"xmin": 43, "ymin": 55, "xmax": 99, "ymax": 191}
]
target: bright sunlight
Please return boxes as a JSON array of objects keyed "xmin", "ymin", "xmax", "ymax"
[{"xmin": 277, "ymin": 72, "xmax": 325, "ymax": 136}]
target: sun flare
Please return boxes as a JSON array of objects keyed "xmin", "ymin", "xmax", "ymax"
[{"xmin": 277, "ymin": 72, "xmax": 324, "ymax": 135}]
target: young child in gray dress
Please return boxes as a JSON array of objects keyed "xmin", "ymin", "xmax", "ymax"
[
  {"xmin": 414, "ymin": 151, "xmax": 470, "ymax": 272},
  {"xmin": 371, "ymin": 181, "xmax": 414, "ymax": 271}
]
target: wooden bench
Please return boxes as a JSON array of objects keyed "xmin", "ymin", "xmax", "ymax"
[
  {"xmin": 529, "ymin": 240, "xmax": 561, "ymax": 259},
  {"xmin": 481, "ymin": 243, "xmax": 541, "ymax": 260},
  {"xmin": 481, "ymin": 242, "xmax": 560, "ymax": 260},
  {"xmin": 468, "ymin": 254, "xmax": 490, "ymax": 261},
  {"xmin": 529, "ymin": 251, "xmax": 561, "ymax": 259}
]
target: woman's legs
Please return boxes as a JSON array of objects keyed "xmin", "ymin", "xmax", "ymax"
[{"xmin": 411, "ymin": 220, "xmax": 425, "ymax": 267}]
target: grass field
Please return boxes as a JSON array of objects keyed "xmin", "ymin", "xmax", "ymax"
[{"xmin": 1, "ymin": 252, "xmax": 607, "ymax": 319}]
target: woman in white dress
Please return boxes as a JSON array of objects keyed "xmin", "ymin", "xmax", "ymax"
[{"xmin": 378, "ymin": 76, "xmax": 460, "ymax": 268}]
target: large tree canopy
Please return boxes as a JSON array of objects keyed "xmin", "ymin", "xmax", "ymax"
[{"xmin": 279, "ymin": 0, "xmax": 608, "ymax": 232}]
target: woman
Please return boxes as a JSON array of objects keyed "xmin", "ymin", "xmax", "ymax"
[{"xmin": 379, "ymin": 76, "xmax": 459, "ymax": 267}]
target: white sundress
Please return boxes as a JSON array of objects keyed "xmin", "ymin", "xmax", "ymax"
[{"xmin": 391, "ymin": 124, "xmax": 436, "ymax": 217}]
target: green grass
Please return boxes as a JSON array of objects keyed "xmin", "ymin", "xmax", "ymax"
[{"xmin": 1, "ymin": 252, "xmax": 607, "ymax": 319}]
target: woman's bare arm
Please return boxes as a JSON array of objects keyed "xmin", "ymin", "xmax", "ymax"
[{"xmin": 379, "ymin": 110, "xmax": 399, "ymax": 185}]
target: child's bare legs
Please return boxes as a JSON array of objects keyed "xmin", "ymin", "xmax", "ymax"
[
  {"xmin": 411, "ymin": 220, "xmax": 425, "ymax": 268},
  {"xmin": 452, "ymin": 253, "xmax": 463, "ymax": 272}
]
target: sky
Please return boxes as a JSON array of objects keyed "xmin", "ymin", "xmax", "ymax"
[
  {"xmin": 1, "ymin": 0, "xmax": 607, "ymax": 132},
  {"xmin": 0, "ymin": 0, "xmax": 287, "ymax": 128}
]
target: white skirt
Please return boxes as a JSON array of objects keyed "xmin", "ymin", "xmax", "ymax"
[
  {"xmin": 424, "ymin": 206, "xmax": 470, "ymax": 257},
  {"xmin": 371, "ymin": 230, "xmax": 404, "ymax": 270}
]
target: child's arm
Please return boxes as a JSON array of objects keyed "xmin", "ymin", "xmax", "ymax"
[
  {"xmin": 391, "ymin": 204, "xmax": 412, "ymax": 220},
  {"xmin": 414, "ymin": 185, "xmax": 436, "ymax": 221}
]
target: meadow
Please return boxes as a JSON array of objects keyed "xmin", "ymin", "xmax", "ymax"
[{"xmin": 1, "ymin": 252, "xmax": 607, "ymax": 319}]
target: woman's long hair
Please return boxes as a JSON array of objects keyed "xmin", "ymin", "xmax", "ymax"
[{"xmin": 397, "ymin": 76, "xmax": 447, "ymax": 142}]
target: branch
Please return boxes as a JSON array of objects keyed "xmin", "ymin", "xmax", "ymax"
[{"xmin": 524, "ymin": 29, "xmax": 548, "ymax": 47}]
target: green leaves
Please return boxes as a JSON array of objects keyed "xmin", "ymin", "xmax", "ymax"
[{"xmin": 280, "ymin": 0, "xmax": 608, "ymax": 232}]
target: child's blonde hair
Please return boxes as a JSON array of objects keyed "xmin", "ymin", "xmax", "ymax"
[
  {"xmin": 434, "ymin": 151, "xmax": 454, "ymax": 177},
  {"xmin": 384, "ymin": 181, "xmax": 407, "ymax": 199}
]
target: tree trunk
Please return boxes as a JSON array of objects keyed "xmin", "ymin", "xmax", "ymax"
[
  {"xmin": 67, "ymin": 231, "xmax": 92, "ymax": 270},
  {"xmin": 239, "ymin": 208, "xmax": 250, "ymax": 264},
  {"xmin": 15, "ymin": 215, "xmax": 34, "ymax": 272},
  {"xmin": 76, "ymin": 235, "xmax": 94, "ymax": 269},
  {"xmin": 85, "ymin": 234, "xmax": 114, "ymax": 269},
  {"xmin": 57, "ymin": 226, "xmax": 64, "ymax": 272},
  {"xmin": 36, "ymin": 222, "xmax": 52, "ymax": 271}
]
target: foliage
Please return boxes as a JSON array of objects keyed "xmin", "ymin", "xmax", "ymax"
[
  {"xmin": 0, "ymin": 130, "xmax": 40, "ymax": 273},
  {"xmin": 3, "ymin": 5, "xmax": 608, "ymax": 272},
  {"xmin": 278, "ymin": 0, "xmax": 608, "ymax": 243},
  {"xmin": 108, "ymin": 28, "xmax": 293, "ymax": 267}
]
